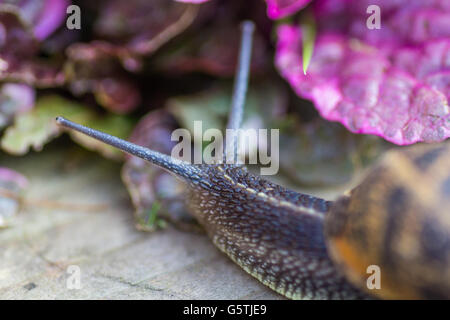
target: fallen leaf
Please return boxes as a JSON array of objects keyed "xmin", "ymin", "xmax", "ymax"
[
  {"xmin": 121, "ymin": 109, "xmax": 200, "ymax": 232},
  {"xmin": 1, "ymin": 95, "xmax": 134, "ymax": 159}
]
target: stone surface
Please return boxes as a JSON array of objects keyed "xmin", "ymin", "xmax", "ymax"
[{"xmin": 0, "ymin": 141, "xmax": 282, "ymax": 300}]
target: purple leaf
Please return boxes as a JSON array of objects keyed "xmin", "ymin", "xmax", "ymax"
[
  {"xmin": 275, "ymin": 0, "xmax": 450, "ymax": 145},
  {"xmin": 94, "ymin": 0, "xmax": 197, "ymax": 56},
  {"xmin": 2, "ymin": 0, "xmax": 69, "ymax": 40},
  {"xmin": 30, "ymin": 0, "xmax": 69, "ymax": 40},
  {"xmin": 175, "ymin": 0, "xmax": 209, "ymax": 3},
  {"xmin": 0, "ymin": 8, "xmax": 37, "ymax": 57},
  {"xmin": 175, "ymin": 0, "xmax": 312, "ymax": 19},
  {"xmin": 65, "ymin": 41, "xmax": 141, "ymax": 113},
  {"xmin": 0, "ymin": 8, "xmax": 65, "ymax": 86},
  {"xmin": 265, "ymin": 0, "xmax": 312, "ymax": 19},
  {"xmin": 156, "ymin": 22, "xmax": 268, "ymax": 77},
  {"xmin": 0, "ymin": 83, "xmax": 35, "ymax": 128}
]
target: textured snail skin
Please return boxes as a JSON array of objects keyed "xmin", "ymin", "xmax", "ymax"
[
  {"xmin": 183, "ymin": 164, "xmax": 370, "ymax": 299},
  {"xmin": 326, "ymin": 141, "xmax": 450, "ymax": 299}
]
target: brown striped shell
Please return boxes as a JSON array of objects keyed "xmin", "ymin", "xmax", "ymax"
[{"xmin": 325, "ymin": 141, "xmax": 450, "ymax": 299}]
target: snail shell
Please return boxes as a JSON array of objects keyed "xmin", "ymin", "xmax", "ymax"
[{"xmin": 326, "ymin": 141, "xmax": 450, "ymax": 299}]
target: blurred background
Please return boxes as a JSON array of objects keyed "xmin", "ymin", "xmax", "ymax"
[
  {"xmin": 0, "ymin": 0, "xmax": 391, "ymax": 231},
  {"xmin": 1, "ymin": 0, "xmax": 448, "ymax": 299}
]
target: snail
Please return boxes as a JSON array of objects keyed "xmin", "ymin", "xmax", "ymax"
[{"xmin": 56, "ymin": 21, "xmax": 450, "ymax": 300}]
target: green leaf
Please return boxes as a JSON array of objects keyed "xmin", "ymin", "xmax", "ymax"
[
  {"xmin": 147, "ymin": 201, "xmax": 161, "ymax": 226},
  {"xmin": 1, "ymin": 95, "xmax": 134, "ymax": 159},
  {"xmin": 300, "ymin": 13, "xmax": 316, "ymax": 75},
  {"xmin": 1, "ymin": 95, "xmax": 86, "ymax": 155}
]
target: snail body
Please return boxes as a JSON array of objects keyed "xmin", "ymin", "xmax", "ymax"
[
  {"xmin": 184, "ymin": 163, "xmax": 367, "ymax": 299},
  {"xmin": 56, "ymin": 22, "xmax": 450, "ymax": 299}
]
